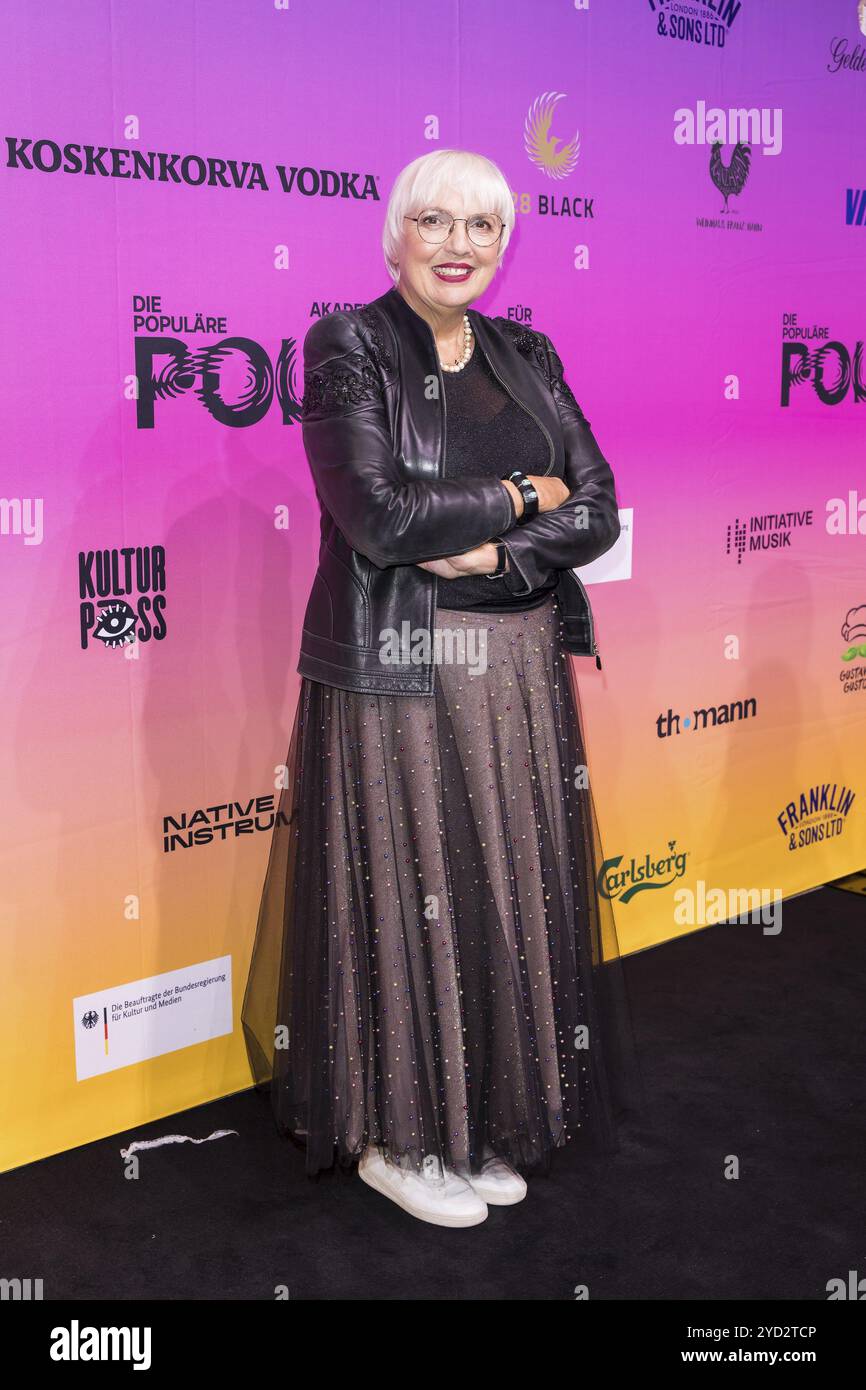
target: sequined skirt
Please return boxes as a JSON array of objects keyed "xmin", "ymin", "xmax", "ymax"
[{"xmin": 241, "ymin": 593, "xmax": 643, "ymax": 1179}]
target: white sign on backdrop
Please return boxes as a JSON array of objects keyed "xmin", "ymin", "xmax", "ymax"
[
  {"xmin": 73, "ymin": 956, "xmax": 233, "ymax": 1081},
  {"xmin": 574, "ymin": 507, "xmax": 634, "ymax": 585}
]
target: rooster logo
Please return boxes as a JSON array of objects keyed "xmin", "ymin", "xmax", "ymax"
[
  {"xmin": 709, "ymin": 140, "xmax": 751, "ymax": 213},
  {"xmin": 524, "ymin": 91, "xmax": 580, "ymax": 179}
]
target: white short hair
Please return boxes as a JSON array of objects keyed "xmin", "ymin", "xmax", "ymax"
[{"xmin": 382, "ymin": 148, "xmax": 515, "ymax": 284}]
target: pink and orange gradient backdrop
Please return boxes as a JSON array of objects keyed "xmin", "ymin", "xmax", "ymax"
[{"xmin": 1, "ymin": 0, "xmax": 864, "ymax": 1170}]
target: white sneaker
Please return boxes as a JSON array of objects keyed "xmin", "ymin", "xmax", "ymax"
[
  {"xmin": 358, "ymin": 1145, "xmax": 489, "ymax": 1228},
  {"xmin": 465, "ymin": 1146, "xmax": 528, "ymax": 1205}
]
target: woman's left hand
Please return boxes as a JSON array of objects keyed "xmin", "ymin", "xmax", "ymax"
[{"xmin": 416, "ymin": 543, "xmax": 503, "ymax": 578}]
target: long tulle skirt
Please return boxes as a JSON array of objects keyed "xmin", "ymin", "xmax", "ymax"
[{"xmin": 242, "ymin": 594, "xmax": 644, "ymax": 1179}]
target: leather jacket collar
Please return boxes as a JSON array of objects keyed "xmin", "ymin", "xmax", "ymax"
[{"xmin": 296, "ymin": 285, "xmax": 619, "ymax": 694}]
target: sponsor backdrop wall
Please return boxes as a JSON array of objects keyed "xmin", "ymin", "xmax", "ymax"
[{"xmin": 2, "ymin": 0, "xmax": 864, "ymax": 1172}]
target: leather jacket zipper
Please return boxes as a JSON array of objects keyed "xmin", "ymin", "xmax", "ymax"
[
  {"xmin": 483, "ymin": 339, "xmax": 602, "ymax": 670},
  {"xmin": 410, "ymin": 322, "xmax": 490, "ymax": 564},
  {"xmin": 480, "ymin": 348, "xmax": 556, "ymax": 476},
  {"xmin": 570, "ymin": 569, "xmax": 602, "ymax": 670}
]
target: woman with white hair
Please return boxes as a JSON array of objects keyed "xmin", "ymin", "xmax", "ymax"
[{"xmin": 243, "ymin": 148, "xmax": 643, "ymax": 1228}]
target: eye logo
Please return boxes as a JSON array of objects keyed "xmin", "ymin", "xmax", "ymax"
[
  {"xmin": 78, "ymin": 545, "xmax": 167, "ymax": 651},
  {"xmin": 524, "ymin": 91, "xmax": 580, "ymax": 180},
  {"xmin": 93, "ymin": 600, "xmax": 138, "ymax": 649}
]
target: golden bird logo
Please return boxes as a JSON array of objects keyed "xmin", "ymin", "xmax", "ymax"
[{"xmin": 524, "ymin": 91, "xmax": 580, "ymax": 179}]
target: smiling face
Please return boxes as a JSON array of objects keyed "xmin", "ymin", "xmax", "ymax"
[{"xmin": 396, "ymin": 185, "xmax": 501, "ymax": 321}]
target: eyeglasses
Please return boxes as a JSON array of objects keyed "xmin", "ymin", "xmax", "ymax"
[{"xmin": 405, "ymin": 208, "xmax": 504, "ymax": 247}]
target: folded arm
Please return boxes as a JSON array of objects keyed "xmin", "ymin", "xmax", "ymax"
[{"xmin": 301, "ymin": 312, "xmax": 515, "ymax": 568}]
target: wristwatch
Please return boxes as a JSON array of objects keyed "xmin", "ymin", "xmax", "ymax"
[
  {"xmin": 506, "ymin": 470, "xmax": 539, "ymax": 525},
  {"xmin": 485, "ymin": 538, "xmax": 508, "ymax": 580}
]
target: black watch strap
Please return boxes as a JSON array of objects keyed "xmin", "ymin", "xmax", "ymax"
[
  {"xmin": 507, "ymin": 470, "xmax": 540, "ymax": 524},
  {"xmin": 484, "ymin": 538, "xmax": 508, "ymax": 579}
]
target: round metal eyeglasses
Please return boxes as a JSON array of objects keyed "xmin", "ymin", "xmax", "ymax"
[{"xmin": 405, "ymin": 209, "xmax": 504, "ymax": 247}]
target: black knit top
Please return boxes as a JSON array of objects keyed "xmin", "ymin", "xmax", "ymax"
[{"xmin": 437, "ymin": 340, "xmax": 563, "ymax": 612}]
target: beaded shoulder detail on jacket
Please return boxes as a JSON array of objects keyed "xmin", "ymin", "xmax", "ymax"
[
  {"xmin": 301, "ymin": 304, "xmax": 394, "ymax": 419},
  {"xmin": 493, "ymin": 316, "xmax": 587, "ymax": 422},
  {"xmin": 491, "ymin": 317, "xmax": 549, "ymax": 375}
]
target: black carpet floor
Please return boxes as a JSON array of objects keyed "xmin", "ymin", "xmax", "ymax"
[{"xmin": 3, "ymin": 885, "xmax": 864, "ymax": 1301}]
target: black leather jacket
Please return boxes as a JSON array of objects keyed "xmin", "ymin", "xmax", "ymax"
[{"xmin": 296, "ymin": 284, "xmax": 620, "ymax": 695}]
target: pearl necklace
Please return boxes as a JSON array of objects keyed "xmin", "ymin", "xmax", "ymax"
[{"xmin": 438, "ymin": 314, "xmax": 474, "ymax": 372}]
